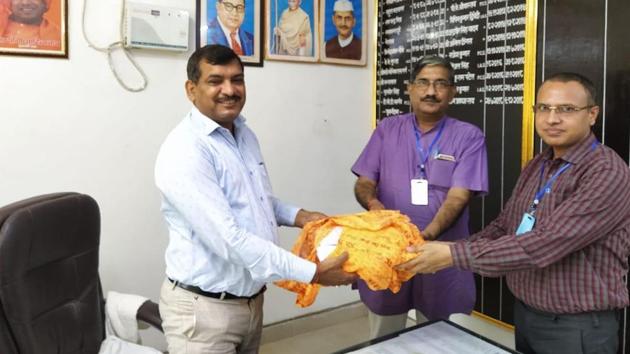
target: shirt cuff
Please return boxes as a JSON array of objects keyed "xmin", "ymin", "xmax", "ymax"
[
  {"xmin": 289, "ymin": 254, "xmax": 318, "ymax": 283},
  {"xmin": 450, "ymin": 242, "xmax": 474, "ymax": 270},
  {"xmin": 275, "ymin": 201, "xmax": 301, "ymax": 226}
]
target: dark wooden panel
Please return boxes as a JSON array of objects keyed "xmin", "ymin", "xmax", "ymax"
[
  {"xmin": 480, "ymin": 276, "xmax": 502, "ymax": 320},
  {"xmin": 604, "ymin": 0, "xmax": 630, "ymax": 163},
  {"xmin": 624, "ymin": 271, "xmax": 629, "ymax": 354},
  {"xmin": 541, "ymin": 0, "xmax": 606, "ymax": 139},
  {"xmin": 608, "ymin": 2, "xmax": 630, "ymax": 354},
  {"xmin": 500, "ymin": 280, "xmax": 515, "ymax": 324}
]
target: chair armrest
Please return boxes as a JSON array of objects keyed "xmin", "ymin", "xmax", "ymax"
[{"xmin": 136, "ymin": 300, "xmax": 162, "ymax": 332}]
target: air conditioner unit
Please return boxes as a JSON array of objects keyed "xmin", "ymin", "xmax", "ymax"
[{"xmin": 123, "ymin": 2, "xmax": 189, "ymax": 51}]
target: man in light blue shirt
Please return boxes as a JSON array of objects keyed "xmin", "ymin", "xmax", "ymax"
[{"xmin": 155, "ymin": 44, "xmax": 356, "ymax": 354}]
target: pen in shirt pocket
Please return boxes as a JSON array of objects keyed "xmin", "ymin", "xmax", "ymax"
[{"xmin": 435, "ymin": 153, "xmax": 456, "ymax": 162}]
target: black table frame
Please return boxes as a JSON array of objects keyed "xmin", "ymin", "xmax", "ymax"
[{"xmin": 332, "ymin": 319, "xmax": 520, "ymax": 354}]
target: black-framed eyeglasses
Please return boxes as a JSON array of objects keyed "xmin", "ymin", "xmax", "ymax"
[
  {"xmin": 411, "ymin": 79, "xmax": 452, "ymax": 91},
  {"xmin": 533, "ymin": 104, "xmax": 594, "ymax": 115},
  {"xmin": 220, "ymin": 1, "xmax": 245, "ymax": 13}
]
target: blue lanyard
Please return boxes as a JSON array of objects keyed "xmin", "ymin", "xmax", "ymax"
[
  {"xmin": 529, "ymin": 162, "xmax": 572, "ymax": 214},
  {"xmin": 413, "ymin": 120, "xmax": 446, "ymax": 179},
  {"xmin": 528, "ymin": 140, "xmax": 599, "ymax": 214}
]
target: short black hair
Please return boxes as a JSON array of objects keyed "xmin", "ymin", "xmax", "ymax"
[
  {"xmin": 543, "ymin": 72, "xmax": 597, "ymax": 105},
  {"xmin": 410, "ymin": 56, "xmax": 455, "ymax": 84},
  {"xmin": 187, "ymin": 45, "xmax": 244, "ymax": 83}
]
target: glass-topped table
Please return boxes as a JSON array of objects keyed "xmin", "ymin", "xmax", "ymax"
[{"xmin": 332, "ymin": 319, "xmax": 519, "ymax": 354}]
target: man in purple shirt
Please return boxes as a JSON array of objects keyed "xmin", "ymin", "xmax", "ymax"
[
  {"xmin": 352, "ymin": 56, "xmax": 488, "ymax": 339},
  {"xmin": 399, "ymin": 72, "xmax": 630, "ymax": 354}
]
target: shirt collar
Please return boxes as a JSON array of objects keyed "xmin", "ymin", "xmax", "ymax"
[
  {"xmin": 337, "ymin": 33, "xmax": 354, "ymax": 48},
  {"xmin": 189, "ymin": 106, "xmax": 246, "ymax": 136},
  {"xmin": 412, "ymin": 114, "xmax": 449, "ymax": 134},
  {"xmin": 217, "ymin": 17, "xmax": 242, "ymax": 46},
  {"xmin": 542, "ymin": 133, "xmax": 598, "ymax": 164}
]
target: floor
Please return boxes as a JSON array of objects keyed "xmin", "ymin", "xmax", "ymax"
[
  {"xmin": 142, "ymin": 303, "xmax": 515, "ymax": 353},
  {"xmin": 259, "ymin": 309, "xmax": 515, "ymax": 354},
  {"xmin": 260, "ymin": 315, "xmax": 370, "ymax": 354}
]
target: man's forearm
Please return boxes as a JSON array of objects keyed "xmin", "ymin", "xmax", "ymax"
[
  {"xmin": 423, "ymin": 188, "xmax": 471, "ymax": 240},
  {"xmin": 354, "ymin": 177, "xmax": 381, "ymax": 210}
]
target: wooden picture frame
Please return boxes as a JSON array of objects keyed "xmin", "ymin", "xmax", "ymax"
[
  {"xmin": 319, "ymin": 0, "xmax": 367, "ymax": 66},
  {"xmin": 0, "ymin": 0, "xmax": 68, "ymax": 58},
  {"xmin": 197, "ymin": 0, "xmax": 264, "ymax": 67},
  {"xmin": 265, "ymin": 0, "xmax": 319, "ymax": 63}
]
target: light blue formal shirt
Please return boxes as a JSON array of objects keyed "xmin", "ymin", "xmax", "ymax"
[{"xmin": 155, "ymin": 107, "xmax": 316, "ymax": 296}]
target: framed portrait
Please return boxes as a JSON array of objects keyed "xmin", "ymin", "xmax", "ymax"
[
  {"xmin": 0, "ymin": 0, "xmax": 68, "ymax": 58},
  {"xmin": 319, "ymin": 0, "xmax": 366, "ymax": 66},
  {"xmin": 197, "ymin": 0, "xmax": 263, "ymax": 66},
  {"xmin": 265, "ymin": 0, "xmax": 319, "ymax": 63}
]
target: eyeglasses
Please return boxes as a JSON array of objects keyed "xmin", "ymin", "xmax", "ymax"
[
  {"xmin": 533, "ymin": 104, "xmax": 593, "ymax": 115},
  {"xmin": 411, "ymin": 79, "xmax": 452, "ymax": 91},
  {"xmin": 221, "ymin": 1, "xmax": 245, "ymax": 13}
]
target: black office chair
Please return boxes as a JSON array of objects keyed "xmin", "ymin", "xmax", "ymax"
[{"xmin": 0, "ymin": 193, "xmax": 161, "ymax": 354}]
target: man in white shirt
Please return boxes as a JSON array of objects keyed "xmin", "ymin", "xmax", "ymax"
[{"xmin": 155, "ymin": 44, "xmax": 357, "ymax": 354}]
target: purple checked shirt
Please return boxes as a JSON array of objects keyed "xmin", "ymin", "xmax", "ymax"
[
  {"xmin": 352, "ymin": 113, "xmax": 488, "ymax": 318},
  {"xmin": 451, "ymin": 134, "xmax": 630, "ymax": 314}
]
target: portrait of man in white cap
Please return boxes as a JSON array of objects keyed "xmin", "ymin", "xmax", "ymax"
[{"xmin": 325, "ymin": 0, "xmax": 361, "ymax": 60}]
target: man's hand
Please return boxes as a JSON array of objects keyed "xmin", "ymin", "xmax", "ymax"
[
  {"xmin": 367, "ymin": 199, "xmax": 385, "ymax": 211},
  {"xmin": 420, "ymin": 229, "xmax": 436, "ymax": 241},
  {"xmin": 354, "ymin": 177, "xmax": 385, "ymax": 211},
  {"xmin": 422, "ymin": 187, "xmax": 471, "ymax": 240},
  {"xmin": 396, "ymin": 241, "xmax": 454, "ymax": 274},
  {"xmin": 299, "ymin": 33, "xmax": 307, "ymax": 47},
  {"xmin": 311, "ymin": 252, "xmax": 358, "ymax": 286},
  {"xmin": 294, "ymin": 209, "xmax": 327, "ymax": 228}
]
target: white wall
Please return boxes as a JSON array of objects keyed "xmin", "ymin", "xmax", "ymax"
[{"xmin": 0, "ymin": 0, "xmax": 374, "ymax": 346}]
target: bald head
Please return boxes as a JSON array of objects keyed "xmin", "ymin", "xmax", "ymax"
[{"xmin": 10, "ymin": 0, "xmax": 48, "ymax": 25}]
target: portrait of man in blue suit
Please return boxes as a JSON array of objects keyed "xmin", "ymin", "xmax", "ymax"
[{"xmin": 207, "ymin": 0, "xmax": 254, "ymax": 56}]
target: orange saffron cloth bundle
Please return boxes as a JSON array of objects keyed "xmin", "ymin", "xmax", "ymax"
[{"xmin": 276, "ymin": 210, "xmax": 424, "ymax": 307}]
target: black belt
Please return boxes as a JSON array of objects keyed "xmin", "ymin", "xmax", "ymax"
[{"xmin": 168, "ymin": 278, "xmax": 266, "ymax": 300}]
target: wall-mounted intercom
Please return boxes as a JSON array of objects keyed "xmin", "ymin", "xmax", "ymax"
[{"xmin": 123, "ymin": 2, "xmax": 189, "ymax": 51}]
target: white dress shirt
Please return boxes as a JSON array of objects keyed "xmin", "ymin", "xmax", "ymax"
[
  {"xmin": 155, "ymin": 107, "xmax": 316, "ymax": 296},
  {"xmin": 217, "ymin": 17, "xmax": 242, "ymax": 48}
]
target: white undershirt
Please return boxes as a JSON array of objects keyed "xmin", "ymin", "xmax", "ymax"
[{"xmin": 337, "ymin": 33, "xmax": 354, "ymax": 48}]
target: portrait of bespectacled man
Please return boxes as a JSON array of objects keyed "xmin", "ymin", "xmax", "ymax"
[{"xmin": 198, "ymin": 0, "xmax": 262, "ymax": 66}]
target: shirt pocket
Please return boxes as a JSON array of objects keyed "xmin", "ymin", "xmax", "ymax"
[{"xmin": 429, "ymin": 159, "xmax": 456, "ymax": 189}]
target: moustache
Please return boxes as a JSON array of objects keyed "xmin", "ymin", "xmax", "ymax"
[
  {"xmin": 216, "ymin": 95, "xmax": 241, "ymax": 104},
  {"xmin": 421, "ymin": 96, "xmax": 440, "ymax": 103}
]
